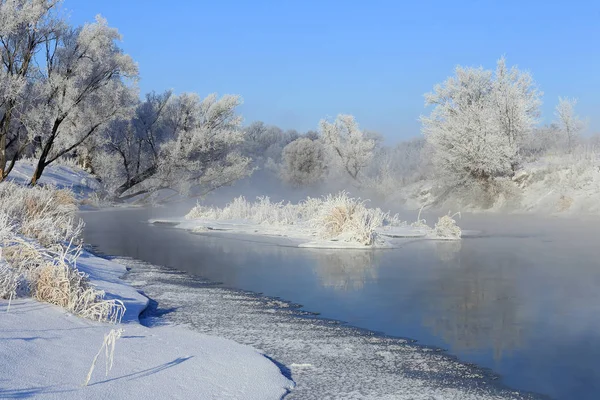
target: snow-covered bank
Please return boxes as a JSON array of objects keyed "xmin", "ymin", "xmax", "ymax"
[
  {"xmin": 0, "ymin": 167, "xmax": 294, "ymax": 399},
  {"xmin": 394, "ymin": 152, "xmax": 600, "ymax": 216},
  {"xmin": 7, "ymin": 160, "xmax": 101, "ymax": 202},
  {"xmin": 151, "ymin": 193, "xmax": 462, "ymax": 249},
  {"xmin": 0, "ymin": 250, "xmax": 294, "ymax": 399}
]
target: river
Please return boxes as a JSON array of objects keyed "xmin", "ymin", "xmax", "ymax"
[{"xmin": 82, "ymin": 207, "xmax": 600, "ymax": 400}]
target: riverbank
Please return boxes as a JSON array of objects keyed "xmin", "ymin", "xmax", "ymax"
[
  {"xmin": 0, "ymin": 248, "xmax": 294, "ymax": 399},
  {"xmin": 0, "ymin": 161, "xmax": 293, "ymax": 399}
]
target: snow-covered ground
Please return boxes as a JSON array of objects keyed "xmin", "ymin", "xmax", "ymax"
[
  {"xmin": 392, "ymin": 153, "xmax": 600, "ymax": 216},
  {"xmin": 7, "ymin": 160, "xmax": 101, "ymax": 201},
  {"xmin": 1, "ymin": 161, "xmax": 293, "ymax": 399},
  {"xmin": 0, "ymin": 249, "xmax": 293, "ymax": 399}
]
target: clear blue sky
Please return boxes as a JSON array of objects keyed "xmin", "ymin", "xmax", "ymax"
[{"xmin": 64, "ymin": 0, "xmax": 599, "ymax": 141}]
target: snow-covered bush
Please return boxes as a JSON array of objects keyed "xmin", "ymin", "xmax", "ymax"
[
  {"xmin": 2, "ymin": 239, "xmax": 124, "ymax": 323},
  {"xmin": 280, "ymin": 138, "xmax": 327, "ymax": 186},
  {"xmin": 312, "ymin": 192, "xmax": 388, "ymax": 245},
  {"xmin": 0, "ymin": 263, "xmax": 19, "ymax": 301},
  {"xmin": 186, "ymin": 196, "xmax": 301, "ymax": 225},
  {"xmin": 35, "ymin": 244, "xmax": 125, "ymax": 322},
  {"xmin": 0, "ymin": 182, "xmax": 125, "ymax": 322},
  {"xmin": 433, "ymin": 214, "xmax": 462, "ymax": 240},
  {"xmin": 0, "ymin": 182, "xmax": 80, "ymax": 246}
]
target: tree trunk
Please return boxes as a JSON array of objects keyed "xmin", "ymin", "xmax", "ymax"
[
  {"xmin": 0, "ymin": 107, "xmax": 12, "ymax": 182},
  {"xmin": 30, "ymin": 137, "xmax": 54, "ymax": 186},
  {"xmin": 0, "ymin": 134, "xmax": 6, "ymax": 182},
  {"xmin": 113, "ymin": 164, "xmax": 158, "ymax": 199},
  {"xmin": 3, "ymin": 141, "xmax": 28, "ymax": 179}
]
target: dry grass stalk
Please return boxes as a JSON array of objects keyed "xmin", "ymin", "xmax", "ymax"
[{"xmin": 83, "ymin": 328, "xmax": 124, "ymax": 386}]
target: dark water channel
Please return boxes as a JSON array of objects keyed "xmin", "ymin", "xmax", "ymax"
[{"xmin": 82, "ymin": 208, "xmax": 600, "ymax": 400}]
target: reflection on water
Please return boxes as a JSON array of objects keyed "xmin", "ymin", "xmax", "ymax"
[
  {"xmin": 311, "ymin": 250, "xmax": 377, "ymax": 291},
  {"xmin": 82, "ymin": 209, "xmax": 600, "ymax": 400},
  {"xmin": 423, "ymin": 244, "xmax": 523, "ymax": 361},
  {"xmin": 434, "ymin": 240, "xmax": 462, "ymax": 262}
]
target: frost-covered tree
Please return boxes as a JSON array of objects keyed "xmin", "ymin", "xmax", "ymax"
[
  {"xmin": 95, "ymin": 92, "xmax": 252, "ymax": 201},
  {"xmin": 304, "ymin": 130, "xmax": 319, "ymax": 141},
  {"xmin": 421, "ymin": 58, "xmax": 541, "ymax": 190},
  {"xmin": 521, "ymin": 123, "xmax": 562, "ymax": 158},
  {"xmin": 320, "ymin": 114, "xmax": 375, "ymax": 182},
  {"xmin": 26, "ymin": 15, "xmax": 138, "ymax": 185},
  {"xmin": 242, "ymin": 121, "xmax": 298, "ymax": 163},
  {"xmin": 280, "ymin": 137, "xmax": 326, "ymax": 186},
  {"xmin": 0, "ymin": 0, "xmax": 63, "ymax": 180},
  {"xmin": 554, "ymin": 97, "xmax": 585, "ymax": 152},
  {"xmin": 492, "ymin": 57, "xmax": 541, "ymax": 156}
]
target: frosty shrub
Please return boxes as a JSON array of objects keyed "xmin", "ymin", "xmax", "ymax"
[
  {"xmin": 0, "ymin": 263, "xmax": 19, "ymax": 302},
  {"xmin": 313, "ymin": 192, "xmax": 387, "ymax": 245},
  {"xmin": 0, "ymin": 182, "xmax": 124, "ymax": 322},
  {"xmin": 433, "ymin": 214, "xmax": 462, "ymax": 240},
  {"xmin": 0, "ymin": 182, "xmax": 80, "ymax": 246},
  {"xmin": 280, "ymin": 138, "xmax": 327, "ymax": 186},
  {"xmin": 186, "ymin": 196, "xmax": 301, "ymax": 225},
  {"xmin": 186, "ymin": 191, "xmax": 402, "ymax": 246},
  {"xmin": 34, "ymin": 243, "xmax": 125, "ymax": 323},
  {"xmin": 2, "ymin": 238, "xmax": 125, "ymax": 323}
]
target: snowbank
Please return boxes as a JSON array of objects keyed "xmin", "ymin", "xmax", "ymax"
[
  {"xmin": 153, "ymin": 193, "xmax": 461, "ymax": 249},
  {"xmin": 392, "ymin": 152, "xmax": 600, "ymax": 216},
  {"xmin": 7, "ymin": 160, "xmax": 101, "ymax": 201},
  {"xmin": 0, "ymin": 250, "xmax": 294, "ymax": 399}
]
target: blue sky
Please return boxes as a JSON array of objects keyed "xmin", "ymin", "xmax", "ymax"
[{"xmin": 64, "ymin": 0, "xmax": 599, "ymax": 141}]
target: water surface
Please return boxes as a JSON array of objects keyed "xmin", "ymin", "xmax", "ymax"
[{"xmin": 82, "ymin": 208, "xmax": 600, "ymax": 400}]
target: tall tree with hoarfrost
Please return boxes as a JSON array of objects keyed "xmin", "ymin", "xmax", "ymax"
[
  {"xmin": 26, "ymin": 15, "xmax": 138, "ymax": 185},
  {"xmin": 492, "ymin": 57, "xmax": 542, "ymax": 163},
  {"xmin": 421, "ymin": 58, "xmax": 541, "ymax": 190},
  {"xmin": 280, "ymin": 137, "xmax": 327, "ymax": 186},
  {"xmin": 554, "ymin": 97, "xmax": 585, "ymax": 152},
  {"xmin": 95, "ymin": 92, "xmax": 252, "ymax": 201},
  {"xmin": 320, "ymin": 114, "xmax": 375, "ymax": 182},
  {"xmin": 0, "ymin": 0, "xmax": 63, "ymax": 181}
]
